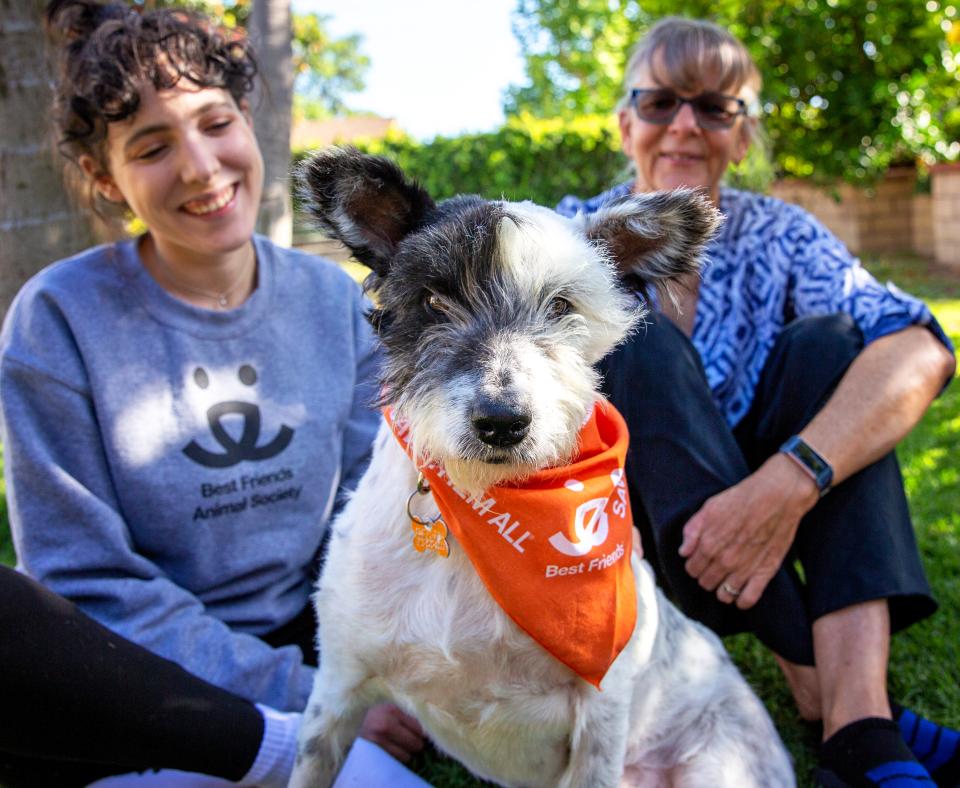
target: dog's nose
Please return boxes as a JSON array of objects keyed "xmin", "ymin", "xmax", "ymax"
[{"xmin": 471, "ymin": 401, "xmax": 532, "ymax": 448}]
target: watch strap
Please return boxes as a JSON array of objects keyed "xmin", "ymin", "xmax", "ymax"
[{"xmin": 780, "ymin": 435, "xmax": 833, "ymax": 496}]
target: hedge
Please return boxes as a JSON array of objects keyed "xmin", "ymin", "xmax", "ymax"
[{"xmin": 291, "ymin": 112, "xmax": 774, "ymax": 218}]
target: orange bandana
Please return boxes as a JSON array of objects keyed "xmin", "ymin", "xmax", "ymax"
[{"xmin": 387, "ymin": 399, "xmax": 637, "ymax": 688}]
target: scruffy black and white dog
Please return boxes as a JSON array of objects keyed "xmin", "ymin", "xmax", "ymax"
[{"xmin": 289, "ymin": 147, "xmax": 794, "ymax": 787}]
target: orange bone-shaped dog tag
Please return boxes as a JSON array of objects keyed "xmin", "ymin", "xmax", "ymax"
[
  {"xmin": 406, "ymin": 473, "xmax": 450, "ymax": 558},
  {"xmin": 410, "ymin": 518, "xmax": 450, "ymax": 558}
]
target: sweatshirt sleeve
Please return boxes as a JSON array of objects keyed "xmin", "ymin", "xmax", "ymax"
[
  {"xmin": 0, "ymin": 347, "xmax": 315, "ymax": 712},
  {"xmin": 334, "ymin": 292, "xmax": 383, "ymax": 507}
]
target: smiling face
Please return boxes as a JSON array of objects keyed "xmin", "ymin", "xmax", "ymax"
[
  {"xmin": 618, "ymin": 56, "xmax": 754, "ymax": 205},
  {"xmin": 90, "ymin": 82, "xmax": 263, "ymax": 267}
]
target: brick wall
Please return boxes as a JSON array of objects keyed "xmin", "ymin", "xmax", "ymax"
[
  {"xmin": 770, "ymin": 167, "xmax": 917, "ymax": 255},
  {"xmin": 857, "ymin": 167, "xmax": 917, "ymax": 254},
  {"xmin": 913, "ymin": 193, "xmax": 934, "ymax": 259},
  {"xmin": 931, "ymin": 163, "xmax": 960, "ymax": 271}
]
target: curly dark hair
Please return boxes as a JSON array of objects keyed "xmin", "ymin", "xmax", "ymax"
[{"xmin": 44, "ymin": 0, "xmax": 258, "ymax": 209}]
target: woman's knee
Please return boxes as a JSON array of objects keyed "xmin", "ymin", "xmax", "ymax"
[{"xmin": 751, "ymin": 315, "xmax": 865, "ymax": 423}]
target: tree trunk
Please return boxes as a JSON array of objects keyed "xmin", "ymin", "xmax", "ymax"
[
  {"xmin": 0, "ymin": 0, "xmax": 96, "ymax": 321},
  {"xmin": 248, "ymin": 0, "xmax": 294, "ymax": 246}
]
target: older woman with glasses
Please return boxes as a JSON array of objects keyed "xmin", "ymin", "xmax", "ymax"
[{"xmin": 558, "ymin": 17, "xmax": 957, "ymax": 787}]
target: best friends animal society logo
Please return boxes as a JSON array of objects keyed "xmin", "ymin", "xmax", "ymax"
[{"xmin": 545, "ymin": 469, "xmax": 629, "ymax": 578}]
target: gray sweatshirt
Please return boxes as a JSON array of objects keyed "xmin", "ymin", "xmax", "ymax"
[{"xmin": 0, "ymin": 235, "xmax": 381, "ymax": 711}]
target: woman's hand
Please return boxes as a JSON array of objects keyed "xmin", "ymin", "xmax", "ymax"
[
  {"xmin": 358, "ymin": 702, "xmax": 426, "ymax": 762},
  {"xmin": 678, "ymin": 326, "xmax": 954, "ymax": 611},
  {"xmin": 678, "ymin": 454, "xmax": 820, "ymax": 609}
]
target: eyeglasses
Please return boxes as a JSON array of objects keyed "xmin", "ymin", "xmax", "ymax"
[{"xmin": 629, "ymin": 88, "xmax": 747, "ymax": 130}]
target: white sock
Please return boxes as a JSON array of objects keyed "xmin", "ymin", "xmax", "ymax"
[{"xmin": 239, "ymin": 704, "xmax": 303, "ymax": 788}]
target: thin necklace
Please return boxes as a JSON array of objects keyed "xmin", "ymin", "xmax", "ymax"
[{"xmin": 152, "ymin": 250, "xmax": 255, "ymax": 309}]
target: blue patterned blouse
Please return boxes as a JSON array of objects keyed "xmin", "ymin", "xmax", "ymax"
[{"xmin": 556, "ymin": 183, "xmax": 953, "ymax": 427}]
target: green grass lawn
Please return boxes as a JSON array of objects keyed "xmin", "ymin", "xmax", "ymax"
[{"xmin": 0, "ymin": 254, "xmax": 957, "ymax": 786}]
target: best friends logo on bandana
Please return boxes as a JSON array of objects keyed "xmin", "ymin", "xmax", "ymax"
[{"xmin": 386, "ymin": 399, "xmax": 638, "ymax": 689}]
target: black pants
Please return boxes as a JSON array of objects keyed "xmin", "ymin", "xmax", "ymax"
[
  {"xmin": 600, "ymin": 313, "xmax": 936, "ymax": 666},
  {"xmin": 0, "ymin": 566, "xmax": 315, "ymax": 788}
]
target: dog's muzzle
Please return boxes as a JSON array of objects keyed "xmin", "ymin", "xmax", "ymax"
[{"xmin": 470, "ymin": 398, "xmax": 531, "ymax": 449}]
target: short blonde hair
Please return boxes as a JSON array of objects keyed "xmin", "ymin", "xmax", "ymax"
[{"xmin": 620, "ymin": 17, "xmax": 761, "ymax": 110}]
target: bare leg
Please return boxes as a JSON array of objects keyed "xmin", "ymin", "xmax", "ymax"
[
  {"xmin": 774, "ymin": 653, "xmax": 821, "ymax": 722},
  {"xmin": 812, "ymin": 599, "xmax": 892, "ymax": 739},
  {"xmin": 774, "ymin": 599, "xmax": 892, "ymax": 736}
]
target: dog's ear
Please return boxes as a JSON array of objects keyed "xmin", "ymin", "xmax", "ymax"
[
  {"xmin": 297, "ymin": 146, "xmax": 435, "ymax": 274},
  {"xmin": 582, "ymin": 189, "xmax": 722, "ymax": 295}
]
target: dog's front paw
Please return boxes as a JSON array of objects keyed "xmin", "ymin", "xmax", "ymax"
[
  {"xmin": 288, "ymin": 705, "xmax": 344, "ymax": 788},
  {"xmin": 288, "ymin": 736, "xmax": 337, "ymax": 788}
]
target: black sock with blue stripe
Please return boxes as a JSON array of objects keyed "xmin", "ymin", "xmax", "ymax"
[
  {"xmin": 892, "ymin": 702, "xmax": 960, "ymax": 787},
  {"xmin": 818, "ymin": 717, "xmax": 934, "ymax": 787}
]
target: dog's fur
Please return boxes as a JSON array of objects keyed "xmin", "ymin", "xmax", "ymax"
[{"xmin": 288, "ymin": 147, "xmax": 795, "ymax": 787}]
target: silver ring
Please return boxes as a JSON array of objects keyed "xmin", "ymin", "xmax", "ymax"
[
  {"xmin": 721, "ymin": 582, "xmax": 742, "ymax": 597},
  {"xmin": 406, "ymin": 473, "xmax": 443, "ymax": 526}
]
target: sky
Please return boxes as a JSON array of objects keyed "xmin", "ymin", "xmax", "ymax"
[{"xmin": 294, "ymin": 0, "xmax": 527, "ymax": 140}]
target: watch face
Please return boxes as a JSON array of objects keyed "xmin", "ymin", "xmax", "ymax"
[
  {"xmin": 782, "ymin": 436, "xmax": 833, "ymax": 492},
  {"xmin": 793, "ymin": 440, "xmax": 828, "ymax": 476}
]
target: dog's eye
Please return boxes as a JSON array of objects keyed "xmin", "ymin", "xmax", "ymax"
[
  {"xmin": 423, "ymin": 292, "xmax": 449, "ymax": 320},
  {"xmin": 548, "ymin": 297, "xmax": 572, "ymax": 319}
]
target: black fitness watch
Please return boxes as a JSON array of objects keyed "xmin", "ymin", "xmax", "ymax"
[{"xmin": 780, "ymin": 435, "xmax": 833, "ymax": 496}]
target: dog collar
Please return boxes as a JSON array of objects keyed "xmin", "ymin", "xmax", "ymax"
[{"xmin": 386, "ymin": 399, "xmax": 638, "ymax": 689}]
